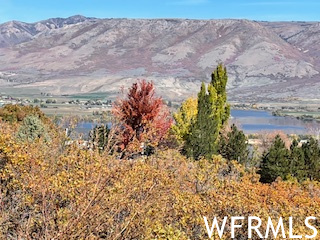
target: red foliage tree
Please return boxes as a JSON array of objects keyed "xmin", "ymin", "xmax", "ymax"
[{"xmin": 112, "ymin": 80, "xmax": 172, "ymax": 156}]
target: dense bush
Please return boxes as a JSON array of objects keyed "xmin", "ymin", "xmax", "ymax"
[
  {"xmin": 16, "ymin": 115, "xmax": 51, "ymax": 143},
  {"xmin": 0, "ymin": 104, "xmax": 45, "ymax": 123},
  {"xmin": 1, "ymin": 119, "xmax": 320, "ymax": 239}
]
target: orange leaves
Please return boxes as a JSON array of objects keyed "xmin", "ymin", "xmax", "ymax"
[
  {"xmin": 112, "ymin": 80, "xmax": 172, "ymax": 156},
  {"xmin": 1, "ymin": 114, "xmax": 320, "ymax": 238}
]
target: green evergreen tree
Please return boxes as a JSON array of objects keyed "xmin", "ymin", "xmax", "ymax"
[
  {"xmin": 185, "ymin": 83, "xmax": 219, "ymax": 159},
  {"xmin": 302, "ymin": 138, "xmax": 320, "ymax": 180},
  {"xmin": 219, "ymin": 124, "xmax": 249, "ymax": 165},
  {"xmin": 259, "ymin": 135, "xmax": 290, "ymax": 183},
  {"xmin": 89, "ymin": 124, "xmax": 110, "ymax": 152},
  {"xmin": 185, "ymin": 64, "xmax": 230, "ymax": 160},
  {"xmin": 289, "ymin": 139, "xmax": 306, "ymax": 180},
  {"xmin": 16, "ymin": 115, "xmax": 50, "ymax": 143}
]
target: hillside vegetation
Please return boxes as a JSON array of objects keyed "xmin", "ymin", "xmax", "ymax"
[{"xmin": 1, "ymin": 116, "xmax": 320, "ymax": 239}]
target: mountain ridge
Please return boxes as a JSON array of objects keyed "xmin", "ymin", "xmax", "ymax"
[{"xmin": 0, "ymin": 16, "xmax": 319, "ymax": 101}]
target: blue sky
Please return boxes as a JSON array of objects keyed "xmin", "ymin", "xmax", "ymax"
[{"xmin": 0, "ymin": 0, "xmax": 319, "ymax": 23}]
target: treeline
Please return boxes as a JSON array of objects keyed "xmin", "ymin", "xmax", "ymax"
[{"xmin": 260, "ymin": 136, "xmax": 320, "ymax": 183}]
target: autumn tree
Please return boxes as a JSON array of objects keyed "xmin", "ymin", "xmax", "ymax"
[
  {"xmin": 258, "ymin": 130, "xmax": 291, "ymax": 153},
  {"xmin": 185, "ymin": 64, "xmax": 230, "ymax": 159},
  {"xmin": 171, "ymin": 97, "xmax": 197, "ymax": 145},
  {"xmin": 112, "ymin": 80, "xmax": 172, "ymax": 157},
  {"xmin": 0, "ymin": 104, "xmax": 46, "ymax": 123}
]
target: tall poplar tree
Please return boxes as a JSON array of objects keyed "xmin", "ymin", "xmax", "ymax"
[
  {"xmin": 211, "ymin": 63, "xmax": 230, "ymax": 126},
  {"xmin": 185, "ymin": 64, "xmax": 230, "ymax": 159}
]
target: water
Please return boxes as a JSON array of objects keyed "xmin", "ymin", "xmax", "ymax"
[
  {"xmin": 73, "ymin": 110, "xmax": 317, "ymax": 137},
  {"xmin": 73, "ymin": 121, "xmax": 112, "ymax": 139},
  {"xmin": 75, "ymin": 122, "xmax": 98, "ymax": 136},
  {"xmin": 231, "ymin": 109, "xmax": 313, "ymax": 134}
]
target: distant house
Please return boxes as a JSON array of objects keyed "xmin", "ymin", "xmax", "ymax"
[
  {"xmin": 247, "ymin": 139, "xmax": 262, "ymax": 145},
  {"xmin": 298, "ymin": 139, "xmax": 309, "ymax": 147}
]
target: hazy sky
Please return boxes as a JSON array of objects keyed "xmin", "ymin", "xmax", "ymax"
[{"xmin": 1, "ymin": 0, "xmax": 319, "ymax": 23}]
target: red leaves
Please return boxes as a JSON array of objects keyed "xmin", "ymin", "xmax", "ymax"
[{"xmin": 112, "ymin": 80, "xmax": 172, "ymax": 154}]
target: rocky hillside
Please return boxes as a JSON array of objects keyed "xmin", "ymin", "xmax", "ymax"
[{"xmin": 0, "ymin": 16, "xmax": 319, "ymax": 101}]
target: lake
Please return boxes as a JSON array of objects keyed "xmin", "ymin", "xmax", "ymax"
[
  {"xmin": 231, "ymin": 109, "xmax": 315, "ymax": 134},
  {"xmin": 74, "ymin": 121, "xmax": 111, "ymax": 138},
  {"xmin": 74, "ymin": 110, "xmax": 318, "ymax": 137},
  {"xmin": 75, "ymin": 122, "xmax": 98, "ymax": 136}
]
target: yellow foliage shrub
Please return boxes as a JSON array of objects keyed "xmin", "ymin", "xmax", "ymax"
[{"xmin": 0, "ymin": 120, "xmax": 320, "ymax": 239}]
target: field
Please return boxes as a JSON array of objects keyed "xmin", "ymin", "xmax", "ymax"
[
  {"xmin": 0, "ymin": 86, "xmax": 113, "ymax": 117},
  {"xmin": 2, "ymin": 86, "xmax": 320, "ymax": 122}
]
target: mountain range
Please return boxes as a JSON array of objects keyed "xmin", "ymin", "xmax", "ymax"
[{"xmin": 1, "ymin": 15, "xmax": 320, "ymax": 102}]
